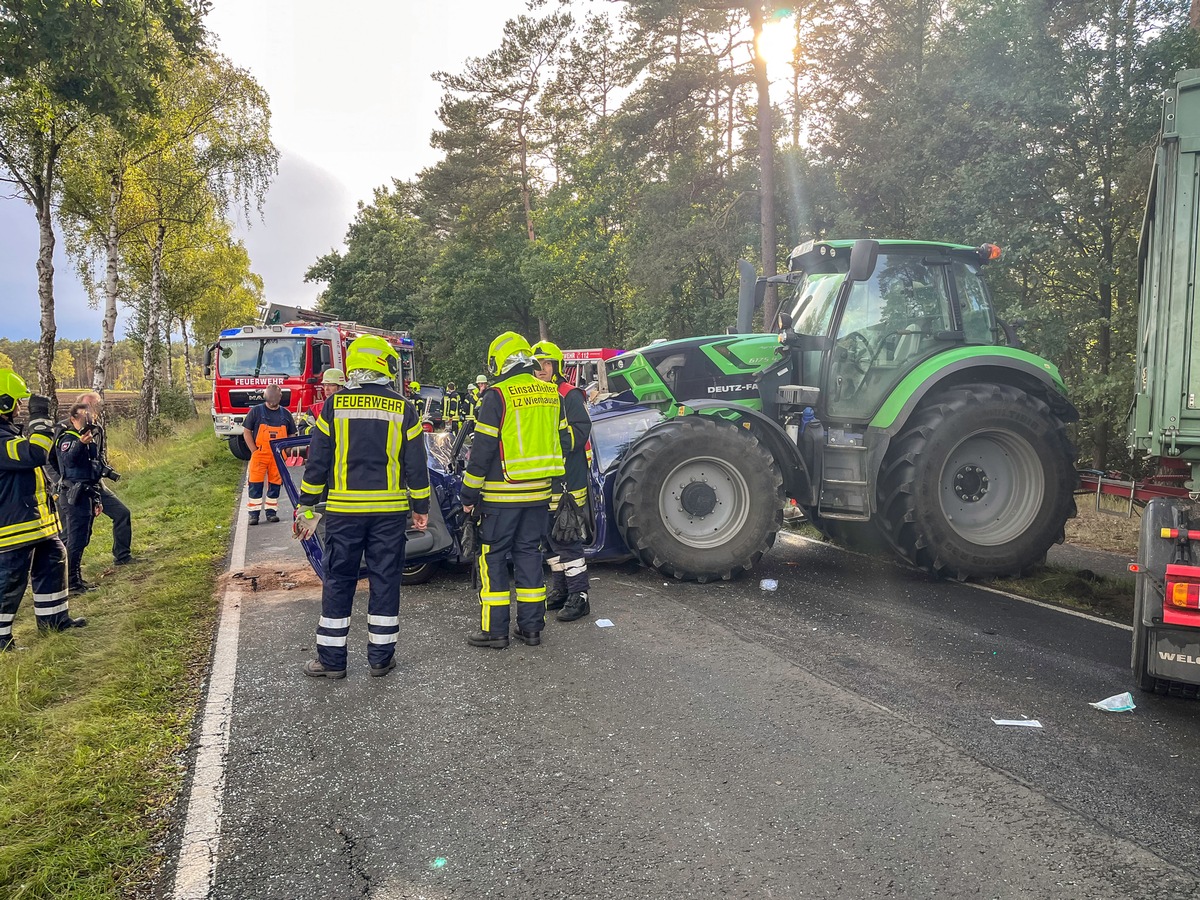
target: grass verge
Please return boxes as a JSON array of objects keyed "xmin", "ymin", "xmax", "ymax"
[{"xmin": 0, "ymin": 416, "xmax": 241, "ymax": 899}]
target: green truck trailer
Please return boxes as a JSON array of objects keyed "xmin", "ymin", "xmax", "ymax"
[{"xmin": 1126, "ymin": 70, "xmax": 1200, "ymax": 695}]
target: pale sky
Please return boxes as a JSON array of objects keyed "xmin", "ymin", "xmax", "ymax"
[{"xmin": 1, "ymin": 0, "xmax": 542, "ymax": 340}]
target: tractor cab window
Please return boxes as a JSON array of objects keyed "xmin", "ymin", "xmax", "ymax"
[
  {"xmin": 826, "ymin": 255, "xmax": 953, "ymax": 420},
  {"xmin": 952, "ymin": 262, "xmax": 999, "ymax": 344},
  {"xmin": 787, "ymin": 272, "xmax": 843, "ymax": 336}
]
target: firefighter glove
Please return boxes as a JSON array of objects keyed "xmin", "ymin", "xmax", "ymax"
[
  {"xmin": 293, "ymin": 506, "xmax": 322, "ymax": 541},
  {"xmin": 551, "ymin": 494, "xmax": 586, "ymax": 545},
  {"xmin": 459, "ymin": 509, "xmax": 481, "ymax": 562},
  {"xmin": 26, "ymin": 394, "xmax": 52, "ymax": 433}
]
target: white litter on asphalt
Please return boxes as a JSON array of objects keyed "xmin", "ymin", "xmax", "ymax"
[
  {"xmin": 595, "ymin": 618, "xmax": 615, "ymax": 628},
  {"xmin": 760, "ymin": 578, "xmax": 779, "ymax": 591},
  {"xmin": 992, "ymin": 718, "xmax": 1043, "ymax": 728},
  {"xmin": 1089, "ymin": 691, "xmax": 1136, "ymax": 712}
]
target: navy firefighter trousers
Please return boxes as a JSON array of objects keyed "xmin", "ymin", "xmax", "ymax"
[
  {"xmin": 315, "ymin": 513, "xmax": 407, "ymax": 670},
  {"xmin": 477, "ymin": 505, "xmax": 547, "ymax": 637}
]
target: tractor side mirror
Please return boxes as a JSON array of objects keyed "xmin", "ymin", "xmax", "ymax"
[{"xmin": 847, "ymin": 240, "xmax": 880, "ymax": 283}]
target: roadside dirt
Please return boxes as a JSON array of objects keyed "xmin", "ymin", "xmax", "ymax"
[
  {"xmin": 219, "ymin": 565, "xmax": 322, "ymax": 593},
  {"xmin": 1065, "ymin": 497, "xmax": 1139, "ymax": 556}
]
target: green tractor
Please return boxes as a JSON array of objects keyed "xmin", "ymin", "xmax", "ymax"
[{"xmin": 605, "ymin": 238, "xmax": 1079, "ymax": 582}]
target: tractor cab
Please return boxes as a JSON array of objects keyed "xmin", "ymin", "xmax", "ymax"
[{"xmin": 761, "ymin": 239, "xmax": 1007, "ymax": 425}]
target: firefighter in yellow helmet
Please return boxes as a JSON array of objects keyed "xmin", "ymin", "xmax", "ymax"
[
  {"xmin": 406, "ymin": 380, "xmax": 426, "ymax": 420},
  {"xmin": 294, "ymin": 336, "xmax": 431, "ymax": 678},
  {"xmin": 461, "ymin": 333, "xmax": 566, "ymax": 649},
  {"xmin": 463, "ymin": 375, "xmax": 487, "ymax": 426},
  {"xmin": 0, "ymin": 370, "xmax": 86, "ymax": 650},
  {"xmin": 532, "ymin": 340, "xmax": 592, "ymax": 622},
  {"xmin": 443, "ymin": 381, "xmax": 461, "ymax": 434}
]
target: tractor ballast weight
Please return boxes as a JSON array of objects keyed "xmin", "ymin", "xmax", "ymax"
[{"xmin": 606, "ymin": 237, "xmax": 1079, "ymax": 582}]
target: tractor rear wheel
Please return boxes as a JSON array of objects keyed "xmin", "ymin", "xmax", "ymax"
[
  {"xmin": 614, "ymin": 417, "xmax": 783, "ymax": 582},
  {"xmin": 877, "ymin": 382, "xmax": 1076, "ymax": 579},
  {"xmin": 228, "ymin": 436, "xmax": 252, "ymax": 461}
]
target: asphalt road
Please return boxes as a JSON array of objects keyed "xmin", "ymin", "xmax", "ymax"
[{"xmin": 173, "ymin": 517, "xmax": 1200, "ymax": 900}]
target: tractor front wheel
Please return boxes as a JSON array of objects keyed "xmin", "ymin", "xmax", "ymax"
[
  {"xmin": 614, "ymin": 417, "xmax": 784, "ymax": 582},
  {"xmin": 877, "ymin": 382, "xmax": 1076, "ymax": 579}
]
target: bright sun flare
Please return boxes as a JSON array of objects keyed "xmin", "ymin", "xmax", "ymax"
[{"xmin": 756, "ymin": 17, "xmax": 796, "ymax": 79}]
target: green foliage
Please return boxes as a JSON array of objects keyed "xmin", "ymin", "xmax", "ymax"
[
  {"xmin": 155, "ymin": 383, "xmax": 196, "ymax": 421},
  {"xmin": 0, "ymin": 418, "xmax": 240, "ymax": 899},
  {"xmin": 306, "ymin": 0, "xmax": 1199, "ymax": 469},
  {"xmin": 0, "ymin": 0, "xmax": 208, "ymax": 120}
]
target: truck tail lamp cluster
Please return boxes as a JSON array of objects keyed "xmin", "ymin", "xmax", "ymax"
[
  {"xmin": 1165, "ymin": 565, "xmax": 1200, "ymax": 609},
  {"xmin": 1149, "ymin": 526, "xmax": 1200, "ymax": 625}
]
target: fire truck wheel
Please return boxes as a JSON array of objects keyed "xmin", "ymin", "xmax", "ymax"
[{"xmin": 228, "ymin": 436, "xmax": 253, "ymax": 461}]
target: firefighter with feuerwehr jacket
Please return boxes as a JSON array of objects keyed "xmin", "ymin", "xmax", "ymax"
[{"xmin": 0, "ymin": 370, "xmax": 86, "ymax": 651}]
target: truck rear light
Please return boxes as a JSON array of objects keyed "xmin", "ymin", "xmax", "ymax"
[
  {"xmin": 1168, "ymin": 581, "xmax": 1200, "ymax": 608},
  {"xmin": 1165, "ymin": 564, "xmax": 1200, "ymax": 611}
]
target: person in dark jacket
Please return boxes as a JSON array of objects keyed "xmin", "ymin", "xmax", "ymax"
[
  {"xmin": 294, "ymin": 336, "xmax": 431, "ymax": 679},
  {"xmin": 57, "ymin": 402, "xmax": 103, "ymax": 594},
  {"xmin": 461, "ymin": 333, "xmax": 567, "ymax": 650},
  {"xmin": 0, "ymin": 370, "xmax": 86, "ymax": 650},
  {"xmin": 532, "ymin": 341, "xmax": 593, "ymax": 622},
  {"xmin": 78, "ymin": 392, "xmax": 133, "ymax": 566}
]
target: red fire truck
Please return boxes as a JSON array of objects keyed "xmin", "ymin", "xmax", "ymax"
[
  {"xmin": 204, "ymin": 319, "xmax": 416, "ymax": 459},
  {"xmin": 561, "ymin": 348, "xmax": 622, "ymax": 393}
]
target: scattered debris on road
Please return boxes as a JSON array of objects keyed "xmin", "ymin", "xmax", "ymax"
[
  {"xmin": 1089, "ymin": 691, "xmax": 1136, "ymax": 712},
  {"xmin": 992, "ymin": 718, "xmax": 1044, "ymax": 728},
  {"xmin": 760, "ymin": 578, "xmax": 779, "ymax": 591},
  {"xmin": 595, "ymin": 618, "xmax": 615, "ymax": 628}
]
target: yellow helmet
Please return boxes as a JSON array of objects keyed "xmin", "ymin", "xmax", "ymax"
[
  {"xmin": 486, "ymin": 331, "xmax": 532, "ymax": 376},
  {"xmin": 531, "ymin": 340, "xmax": 564, "ymax": 373},
  {"xmin": 0, "ymin": 369, "xmax": 30, "ymax": 415},
  {"xmin": 345, "ymin": 335, "xmax": 399, "ymax": 379},
  {"xmin": 410, "ymin": 381, "xmax": 422, "ymax": 392}
]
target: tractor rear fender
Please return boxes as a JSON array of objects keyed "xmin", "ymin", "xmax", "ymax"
[
  {"xmin": 676, "ymin": 400, "xmax": 812, "ymax": 501},
  {"xmin": 870, "ymin": 351, "xmax": 1080, "ymax": 437}
]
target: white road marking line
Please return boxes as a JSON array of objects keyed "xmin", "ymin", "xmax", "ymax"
[
  {"xmin": 173, "ymin": 478, "xmax": 250, "ymax": 900},
  {"xmin": 777, "ymin": 530, "xmax": 1131, "ymax": 631}
]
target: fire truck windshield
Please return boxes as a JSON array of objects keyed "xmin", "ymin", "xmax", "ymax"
[{"xmin": 218, "ymin": 337, "xmax": 307, "ymax": 377}]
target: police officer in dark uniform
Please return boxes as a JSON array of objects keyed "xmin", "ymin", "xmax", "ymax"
[
  {"xmin": 57, "ymin": 402, "xmax": 103, "ymax": 594},
  {"xmin": 0, "ymin": 370, "xmax": 86, "ymax": 650},
  {"xmin": 532, "ymin": 341, "xmax": 593, "ymax": 622},
  {"xmin": 462, "ymin": 332, "xmax": 567, "ymax": 649},
  {"xmin": 78, "ymin": 392, "xmax": 133, "ymax": 566},
  {"xmin": 295, "ymin": 336, "xmax": 431, "ymax": 679}
]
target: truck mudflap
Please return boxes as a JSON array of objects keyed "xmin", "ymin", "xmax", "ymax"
[{"xmin": 1149, "ymin": 627, "xmax": 1200, "ymax": 685}]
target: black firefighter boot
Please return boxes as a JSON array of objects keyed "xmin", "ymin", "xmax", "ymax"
[
  {"xmin": 545, "ymin": 571, "xmax": 568, "ymax": 611},
  {"xmin": 556, "ymin": 591, "xmax": 590, "ymax": 622}
]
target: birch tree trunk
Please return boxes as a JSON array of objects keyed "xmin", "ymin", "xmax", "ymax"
[
  {"xmin": 35, "ymin": 143, "xmax": 58, "ymax": 415},
  {"xmin": 92, "ymin": 173, "xmax": 123, "ymax": 393},
  {"xmin": 181, "ymin": 316, "xmax": 198, "ymax": 414},
  {"xmin": 136, "ymin": 223, "xmax": 166, "ymax": 443}
]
